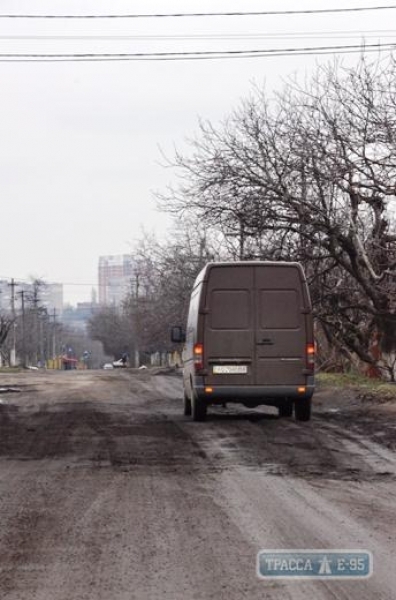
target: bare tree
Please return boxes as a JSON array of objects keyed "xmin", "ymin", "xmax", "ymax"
[
  {"xmin": 0, "ymin": 314, "xmax": 13, "ymax": 364},
  {"xmin": 158, "ymin": 56, "xmax": 396, "ymax": 378},
  {"xmin": 88, "ymin": 306, "xmax": 134, "ymax": 360},
  {"xmin": 123, "ymin": 223, "xmax": 222, "ymax": 359}
]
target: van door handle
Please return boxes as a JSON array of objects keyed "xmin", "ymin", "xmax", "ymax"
[{"xmin": 257, "ymin": 338, "xmax": 274, "ymax": 345}]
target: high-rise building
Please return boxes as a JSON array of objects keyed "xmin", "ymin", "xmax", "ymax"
[{"xmin": 98, "ymin": 254, "xmax": 134, "ymax": 306}]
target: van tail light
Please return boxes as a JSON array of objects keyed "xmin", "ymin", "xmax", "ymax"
[
  {"xmin": 306, "ymin": 343, "xmax": 315, "ymax": 372},
  {"xmin": 194, "ymin": 343, "xmax": 204, "ymax": 372}
]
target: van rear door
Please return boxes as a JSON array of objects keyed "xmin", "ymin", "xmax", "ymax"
[{"xmin": 254, "ymin": 264, "xmax": 306, "ymax": 386}]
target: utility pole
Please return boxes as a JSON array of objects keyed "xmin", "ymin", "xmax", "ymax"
[
  {"xmin": 51, "ymin": 309, "xmax": 57, "ymax": 367},
  {"xmin": 38, "ymin": 307, "xmax": 46, "ymax": 367},
  {"xmin": 8, "ymin": 278, "xmax": 16, "ymax": 316},
  {"xmin": 134, "ymin": 272, "xmax": 140, "ymax": 368},
  {"xmin": 17, "ymin": 290, "xmax": 26, "ymax": 368},
  {"xmin": 32, "ymin": 282, "xmax": 40, "ymax": 367},
  {"xmin": 8, "ymin": 278, "xmax": 17, "ymax": 366}
]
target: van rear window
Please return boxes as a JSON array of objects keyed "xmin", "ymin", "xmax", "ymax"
[
  {"xmin": 259, "ymin": 290, "xmax": 300, "ymax": 330},
  {"xmin": 210, "ymin": 290, "xmax": 250, "ymax": 330}
]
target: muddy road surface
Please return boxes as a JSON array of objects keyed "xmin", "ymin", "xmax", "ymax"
[{"xmin": 0, "ymin": 369, "xmax": 395, "ymax": 600}]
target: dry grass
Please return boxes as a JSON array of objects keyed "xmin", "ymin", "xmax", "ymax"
[{"xmin": 317, "ymin": 372, "xmax": 396, "ymax": 403}]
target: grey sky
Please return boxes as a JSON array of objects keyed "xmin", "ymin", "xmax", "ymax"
[{"xmin": 0, "ymin": 0, "xmax": 393, "ymax": 304}]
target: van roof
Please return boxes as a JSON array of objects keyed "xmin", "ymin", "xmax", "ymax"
[{"xmin": 193, "ymin": 260, "xmax": 306, "ymax": 290}]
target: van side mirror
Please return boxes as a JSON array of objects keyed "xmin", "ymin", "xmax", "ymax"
[{"xmin": 171, "ymin": 326, "xmax": 186, "ymax": 344}]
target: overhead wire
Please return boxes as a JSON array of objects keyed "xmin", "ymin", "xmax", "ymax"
[
  {"xmin": 1, "ymin": 6, "xmax": 394, "ymax": 61},
  {"xmin": 0, "ymin": 5, "xmax": 396, "ymax": 18},
  {"xmin": 0, "ymin": 276, "xmax": 110, "ymax": 288},
  {"xmin": 1, "ymin": 30, "xmax": 396, "ymax": 41},
  {"xmin": 0, "ymin": 42, "xmax": 395, "ymax": 62}
]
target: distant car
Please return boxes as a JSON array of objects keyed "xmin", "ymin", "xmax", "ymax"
[
  {"xmin": 103, "ymin": 363, "xmax": 114, "ymax": 370},
  {"xmin": 112, "ymin": 359, "xmax": 126, "ymax": 368}
]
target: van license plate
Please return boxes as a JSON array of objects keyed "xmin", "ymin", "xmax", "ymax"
[{"xmin": 213, "ymin": 365, "xmax": 248, "ymax": 374}]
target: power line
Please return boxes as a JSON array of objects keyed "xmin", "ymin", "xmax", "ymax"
[
  {"xmin": 0, "ymin": 42, "xmax": 395, "ymax": 62},
  {"xmin": 0, "ymin": 5, "xmax": 396, "ymax": 19},
  {"xmin": 1, "ymin": 30, "xmax": 396, "ymax": 41},
  {"xmin": 0, "ymin": 275, "xmax": 124, "ymax": 288},
  {"xmin": 0, "ymin": 276, "xmax": 85, "ymax": 286}
]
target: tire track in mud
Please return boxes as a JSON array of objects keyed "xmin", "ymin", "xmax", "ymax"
[
  {"xmin": 1, "ymin": 371, "xmax": 395, "ymax": 485},
  {"xmin": 175, "ymin": 407, "xmax": 396, "ymax": 484}
]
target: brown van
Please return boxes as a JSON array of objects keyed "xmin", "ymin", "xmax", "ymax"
[{"xmin": 171, "ymin": 261, "xmax": 315, "ymax": 421}]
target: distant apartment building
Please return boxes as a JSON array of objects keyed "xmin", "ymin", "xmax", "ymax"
[
  {"xmin": 0, "ymin": 280, "xmax": 14, "ymax": 313},
  {"xmin": 98, "ymin": 255, "xmax": 134, "ymax": 306},
  {"xmin": 0, "ymin": 279, "xmax": 63, "ymax": 316}
]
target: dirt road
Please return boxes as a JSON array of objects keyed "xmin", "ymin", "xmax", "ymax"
[{"xmin": 0, "ymin": 369, "xmax": 395, "ymax": 599}]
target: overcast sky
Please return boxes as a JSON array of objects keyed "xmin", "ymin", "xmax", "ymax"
[{"xmin": 0, "ymin": 0, "xmax": 394, "ymax": 304}]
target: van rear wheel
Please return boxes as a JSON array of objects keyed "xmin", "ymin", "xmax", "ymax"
[
  {"xmin": 278, "ymin": 400, "xmax": 293, "ymax": 418},
  {"xmin": 295, "ymin": 398, "xmax": 311, "ymax": 422},
  {"xmin": 191, "ymin": 391, "xmax": 207, "ymax": 421},
  {"xmin": 183, "ymin": 392, "xmax": 192, "ymax": 416}
]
